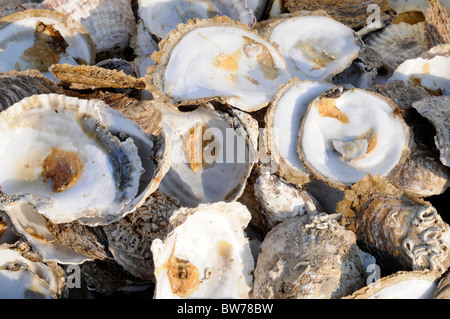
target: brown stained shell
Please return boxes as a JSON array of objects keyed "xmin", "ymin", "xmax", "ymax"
[
  {"xmin": 336, "ymin": 174, "xmax": 450, "ymax": 274},
  {"xmin": 102, "ymin": 191, "xmax": 181, "ymax": 281},
  {"xmin": 344, "ymin": 270, "xmax": 442, "ymax": 299},
  {"xmin": 252, "ymin": 213, "xmax": 366, "ymax": 299},
  {"xmin": 273, "ymin": 0, "xmax": 396, "ymax": 30},
  {"xmin": 425, "ymin": 0, "xmax": 450, "ymax": 48},
  {"xmin": 50, "ymin": 64, "xmax": 146, "ymax": 90},
  {"xmin": 0, "ymin": 70, "xmax": 63, "ymax": 111},
  {"xmin": 412, "ymin": 95, "xmax": 450, "ymax": 167},
  {"xmin": 434, "ymin": 270, "xmax": 450, "ymax": 299},
  {"xmin": 363, "ymin": 22, "xmax": 429, "ymax": 72}
]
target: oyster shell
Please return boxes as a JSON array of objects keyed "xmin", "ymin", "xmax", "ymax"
[
  {"xmin": 336, "ymin": 174, "xmax": 450, "ymax": 274},
  {"xmin": 388, "ymin": 0, "xmax": 428, "ymax": 24},
  {"xmin": 0, "ymin": 94, "xmax": 167, "ymax": 226},
  {"xmin": 254, "ymin": 172, "xmax": 322, "ymax": 233},
  {"xmin": 265, "ymin": 78, "xmax": 334, "ymax": 185},
  {"xmin": 252, "ymin": 213, "xmax": 366, "ymax": 299},
  {"xmin": 40, "ymin": 0, "xmax": 136, "ymax": 55},
  {"xmin": 256, "ymin": 11, "xmax": 362, "ymax": 81},
  {"xmin": 149, "ymin": 16, "xmax": 291, "ymax": 112},
  {"xmin": 0, "ymin": 207, "xmax": 97, "ymax": 264},
  {"xmin": 0, "ymin": 69, "xmax": 63, "ymax": 111},
  {"xmin": 298, "ymin": 87, "xmax": 411, "ymax": 190},
  {"xmin": 434, "ymin": 270, "xmax": 450, "ymax": 299},
  {"xmin": 387, "ymin": 49, "xmax": 450, "ymax": 95},
  {"xmin": 345, "ymin": 270, "xmax": 441, "ymax": 299},
  {"xmin": 0, "ymin": 242, "xmax": 66, "ymax": 298},
  {"xmin": 246, "ymin": 0, "xmax": 269, "ymax": 20},
  {"xmin": 269, "ymin": 0, "xmax": 396, "ymax": 30},
  {"xmin": 156, "ymin": 100, "xmax": 257, "ymax": 208},
  {"xmin": 151, "ymin": 202, "xmax": 254, "ymax": 298},
  {"xmin": 363, "ymin": 22, "xmax": 428, "ymax": 72},
  {"xmin": 0, "ymin": 9, "xmax": 95, "ymax": 78},
  {"xmin": 102, "ymin": 191, "xmax": 181, "ymax": 281},
  {"xmin": 138, "ymin": 0, "xmax": 256, "ymax": 40},
  {"xmin": 412, "ymin": 95, "xmax": 450, "ymax": 167}
]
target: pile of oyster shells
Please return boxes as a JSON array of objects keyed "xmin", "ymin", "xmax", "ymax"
[{"xmin": 0, "ymin": 0, "xmax": 449, "ymax": 299}]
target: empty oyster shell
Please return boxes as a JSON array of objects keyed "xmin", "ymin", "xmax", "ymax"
[
  {"xmin": 345, "ymin": 270, "xmax": 441, "ymax": 299},
  {"xmin": 434, "ymin": 270, "xmax": 450, "ymax": 299},
  {"xmin": 149, "ymin": 16, "xmax": 291, "ymax": 112},
  {"xmin": 363, "ymin": 22, "xmax": 428, "ymax": 72},
  {"xmin": 252, "ymin": 213, "xmax": 366, "ymax": 299},
  {"xmin": 102, "ymin": 191, "xmax": 181, "ymax": 281},
  {"xmin": 0, "ymin": 69, "xmax": 63, "ymax": 111},
  {"xmin": 336, "ymin": 174, "xmax": 450, "ymax": 274},
  {"xmin": 151, "ymin": 202, "xmax": 254, "ymax": 298},
  {"xmin": 40, "ymin": 0, "xmax": 136, "ymax": 55},
  {"xmin": 265, "ymin": 78, "xmax": 334, "ymax": 185},
  {"xmin": 0, "ymin": 207, "xmax": 98, "ymax": 264},
  {"xmin": 0, "ymin": 242, "xmax": 66, "ymax": 298},
  {"xmin": 0, "ymin": 94, "xmax": 167, "ymax": 227},
  {"xmin": 257, "ymin": 11, "xmax": 362, "ymax": 81},
  {"xmin": 0, "ymin": 9, "xmax": 95, "ymax": 78},
  {"xmin": 387, "ymin": 49, "xmax": 450, "ymax": 95},
  {"xmin": 268, "ymin": 0, "xmax": 396, "ymax": 30},
  {"xmin": 254, "ymin": 172, "xmax": 322, "ymax": 233},
  {"xmin": 138, "ymin": 0, "xmax": 256, "ymax": 40},
  {"xmin": 412, "ymin": 95, "xmax": 450, "ymax": 167},
  {"xmin": 156, "ymin": 100, "xmax": 257, "ymax": 208},
  {"xmin": 298, "ymin": 87, "xmax": 411, "ymax": 190}
]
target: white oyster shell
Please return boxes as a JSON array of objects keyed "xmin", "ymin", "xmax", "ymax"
[
  {"xmin": 258, "ymin": 12, "xmax": 362, "ymax": 81},
  {"xmin": 0, "ymin": 94, "xmax": 160, "ymax": 226},
  {"xmin": 150, "ymin": 17, "xmax": 292, "ymax": 112},
  {"xmin": 299, "ymin": 87, "xmax": 411, "ymax": 189},
  {"xmin": 151, "ymin": 202, "xmax": 254, "ymax": 299},
  {"xmin": 0, "ymin": 9, "xmax": 95, "ymax": 79},
  {"xmin": 40, "ymin": 0, "xmax": 136, "ymax": 54},
  {"xmin": 387, "ymin": 54, "xmax": 450, "ymax": 95},
  {"xmin": 0, "ymin": 244, "xmax": 66, "ymax": 298},
  {"xmin": 265, "ymin": 78, "xmax": 334, "ymax": 184},
  {"xmin": 138, "ymin": 0, "xmax": 256, "ymax": 40},
  {"xmin": 156, "ymin": 101, "xmax": 257, "ymax": 207},
  {"xmin": 345, "ymin": 270, "xmax": 442, "ymax": 299}
]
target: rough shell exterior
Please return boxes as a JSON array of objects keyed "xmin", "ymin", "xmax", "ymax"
[
  {"xmin": 102, "ymin": 191, "xmax": 180, "ymax": 281},
  {"xmin": 0, "ymin": 70, "xmax": 63, "ymax": 111},
  {"xmin": 364, "ymin": 22, "xmax": 428, "ymax": 71},
  {"xmin": 337, "ymin": 175, "xmax": 450, "ymax": 274},
  {"xmin": 254, "ymin": 172, "xmax": 322, "ymax": 233},
  {"xmin": 412, "ymin": 95, "xmax": 450, "ymax": 167},
  {"xmin": 40, "ymin": 0, "xmax": 136, "ymax": 54},
  {"xmin": 434, "ymin": 270, "xmax": 450, "ymax": 299},
  {"xmin": 425, "ymin": 0, "xmax": 450, "ymax": 48},
  {"xmin": 252, "ymin": 213, "xmax": 366, "ymax": 299},
  {"xmin": 277, "ymin": 0, "xmax": 396, "ymax": 30}
]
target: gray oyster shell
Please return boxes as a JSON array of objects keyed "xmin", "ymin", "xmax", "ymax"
[{"xmin": 252, "ymin": 213, "xmax": 366, "ymax": 299}]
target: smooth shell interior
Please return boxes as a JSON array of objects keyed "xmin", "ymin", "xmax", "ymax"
[
  {"xmin": 161, "ymin": 25, "xmax": 291, "ymax": 111},
  {"xmin": 268, "ymin": 15, "xmax": 361, "ymax": 81},
  {"xmin": 300, "ymin": 88, "xmax": 408, "ymax": 187}
]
